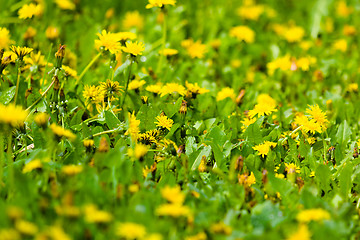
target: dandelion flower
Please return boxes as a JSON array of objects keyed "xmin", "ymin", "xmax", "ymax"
[
  {"xmin": 122, "ymin": 41, "xmax": 145, "ymax": 56},
  {"xmin": 155, "ymin": 203, "xmax": 191, "ymax": 217},
  {"xmin": 46, "ymin": 26, "xmax": 59, "ymax": 40},
  {"xmin": 230, "ymin": 26, "xmax": 255, "ymax": 43},
  {"xmin": 55, "ymin": 0, "xmax": 76, "ymax": 10},
  {"xmin": 125, "ymin": 111, "xmax": 140, "ymax": 140},
  {"xmin": 155, "ymin": 114, "xmax": 173, "ymax": 131},
  {"xmin": 22, "ymin": 159, "xmax": 43, "ymax": 173},
  {"xmin": 10, "ymin": 46, "xmax": 33, "ymax": 60},
  {"xmin": 159, "ymin": 83, "xmax": 186, "ymax": 97},
  {"xmin": 159, "ymin": 48, "xmax": 179, "ymax": 56},
  {"xmin": 128, "ymin": 79, "xmax": 146, "ymax": 90},
  {"xmin": 50, "ymin": 124, "xmax": 77, "ymax": 141},
  {"xmin": 287, "ymin": 224, "xmax": 311, "ymax": 240},
  {"xmin": 100, "ymin": 79, "xmax": 123, "ymax": 101},
  {"xmin": 216, "ymin": 87, "xmax": 236, "ymax": 101},
  {"xmin": 146, "ymin": 0, "xmax": 176, "ymax": 9},
  {"xmin": 95, "ymin": 30, "xmax": 121, "ymax": 54},
  {"xmin": 123, "ymin": 11, "xmax": 144, "ymax": 30},
  {"xmin": 84, "ymin": 204, "xmax": 113, "ymax": 223},
  {"xmin": 296, "ymin": 208, "xmax": 331, "ymax": 223},
  {"xmin": 160, "ymin": 185, "xmax": 185, "ymax": 204},
  {"xmin": 333, "ymin": 39, "xmax": 347, "ymax": 52},
  {"xmin": 18, "ymin": 3, "xmax": 43, "ymax": 19},
  {"xmin": 252, "ymin": 141, "xmax": 277, "ymax": 157},
  {"xmin": 116, "ymin": 222, "xmax": 146, "ymax": 239},
  {"xmin": 0, "ymin": 104, "xmax": 28, "ymax": 127},
  {"xmin": 62, "ymin": 165, "xmax": 83, "ymax": 176},
  {"xmin": 0, "ymin": 27, "xmax": 12, "ymax": 49}
]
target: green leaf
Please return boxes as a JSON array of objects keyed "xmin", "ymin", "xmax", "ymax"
[
  {"xmin": 316, "ymin": 164, "xmax": 331, "ymax": 193},
  {"xmin": 245, "ymin": 117, "xmax": 263, "ymax": 144},
  {"xmin": 339, "ymin": 162, "xmax": 353, "ymax": 200},
  {"xmin": 0, "ymin": 86, "xmax": 16, "ymax": 104},
  {"xmin": 336, "ymin": 120, "xmax": 352, "ymax": 148},
  {"xmin": 114, "ymin": 59, "xmax": 131, "ymax": 78},
  {"xmin": 105, "ymin": 110, "xmax": 122, "ymax": 129},
  {"xmin": 190, "ymin": 145, "xmax": 211, "ymax": 171}
]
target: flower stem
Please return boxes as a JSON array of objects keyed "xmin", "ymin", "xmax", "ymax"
[
  {"xmin": 156, "ymin": 11, "xmax": 167, "ymax": 74},
  {"xmin": 14, "ymin": 62, "xmax": 21, "ymax": 105},
  {"xmin": 0, "ymin": 132, "xmax": 3, "ymax": 189},
  {"xmin": 41, "ymin": 42, "xmax": 53, "ymax": 90},
  {"xmin": 7, "ymin": 131, "xmax": 14, "ymax": 198},
  {"xmin": 26, "ymin": 77, "xmax": 56, "ymax": 112},
  {"xmin": 120, "ymin": 60, "xmax": 133, "ymax": 109},
  {"xmin": 76, "ymin": 52, "xmax": 101, "ymax": 85}
]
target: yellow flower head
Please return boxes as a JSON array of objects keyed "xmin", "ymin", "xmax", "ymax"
[
  {"xmin": 333, "ymin": 39, "xmax": 347, "ymax": 52},
  {"xmin": 241, "ymin": 117, "xmax": 256, "ymax": 132},
  {"xmin": 116, "ymin": 222, "xmax": 147, "ymax": 239},
  {"xmin": 15, "ymin": 220, "xmax": 38, "ymax": 235},
  {"xmin": 146, "ymin": 83, "xmax": 163, "ymax": 94},
  {"xmin": 10, "ymin": 46, "xmax": 33, "ymax": 59},
  {"xmin": 156, "ymin": 203, "xmax": 191, "ymax": 217},
  {"xmin": 306, "ymin": 105, "xmax": 328, "ymax": 128},
  {"xmin": 216, "ymin": 87, "xmax": 236, "ymax": 101},
  {"xmin": 83, "ymin": 85, "xmax": 102, "ymax": 104},
  {"xmin": 115, "ymin": 32, "xmax": 137, "ymax": 41},
  {"xmin": 23, "ymin": 26, "xmax": 37, "ymax": 40},
  {"xmin": 229, "ymin": 26, "xmax": 255, "ymax": 43},
  {"xmin": 0, "ymin": 104, "xmax": 28, "ymax": 127},
  {"xmin": 237, "ymin": 4, "xmax": 264, "ymax": 20},
  {"xmin": 248, "ymin": 101, "xmax": 277, "ymax": 118},
  {"xmin": 122, "ymin": 41, "xmax": 145, "ymax": 56},
  {"xmin": 50, "ymin": 123, "xmax": 77, "ymax": 141},
  {"xmin": 125, "ymin": 111, "xmax": 140, "ymax": 140},
  {"xmin": 159, "ymin": 48, "xmax": 179, "ymax": 56},
  {"xmin": 185, "ymin": 81, "xmax": 209, "ymax": 97},
  {"xmin": 159, "ymin": 83, "xmax": 187, "ymax": 97},
  {"xmin": 146, "ymin": 0, "xmax": 176, "ymax": 9},
  {"xmin": 62, "ymin": 165, "xmax": 83, "ymax": 175},
  {"xmin": 84, "ymin": 204, "xmax": 113, "ymax": 223},
  {"xmin": 287, "ymin": 224, "xmax": 311, "ymax": 240},
  {"xmin": 185, "ymin": 232, "xmax": 207, "ymax": 240},
  {"xmin": 155, "ymin": 114, "xmax": 173, "ymax": 131},
  {"xmin": 296, "ymin": 208, "xmax": 331, "ymax": 223},
  {"xmin": 210, "ymin": 222, "xmax": 232, "ymax": 235},
  {"xmin": 62, "ymin": 65, "xmax": 78, "ymax": 79},
  {"xmin": 183, "ymin": 40, "xmax": 207, "ymax": 59},
  {"xmin": 22, "ymin": 159, "xmax": 43, "ymax": 174},
  {"xmin": 46, "ymin": 26, "xmax": 60, "ymax": 40},
  {"xmin": 123, "ymin": 11, "xmax": 144, "ymax": 30},
  {"xmin": 18, "ymin": 3, "xmax": 43, "ymax": 19},
  {"xmin": 282, "ymin": 26, "xmax": 305, "ymax": 43},
  {"xmin": 0, "ymin": 28, "xmax": 12, "ymax": 49},
  {"xmin": 337, "ymin": 0, "xmax": 353, "ymax": 17},
  {"xmin": 100, "ymin": 79, "xmax": 123, "ymax": 101},
  {"xmin": 55, "ymin": 0, "xmax": 76, "ymax": 10},
  {"xmin": 95, "ymin": 30, "xmax": 121, "ymax": 54},
  {"xmin": 161, "ymin": 185, "xmax": 185, "ymax": 204},
  {"xmin": 285, "ymin": 163, "xmax": 300, "ymax": 174},
  {"xmin": 252, "ymin": 141, "xmax": 277, "ymax": 157},
  {"xmin": 238, "ymin": 172, "xmax": 256, "ymax": 187},
  {"xmin": 128, "ymin": 79, "xmax": 146, "ymax": 90},
  {"xmin": 83, "ymin": 139, "xmax": 95, "ymax": 148}
]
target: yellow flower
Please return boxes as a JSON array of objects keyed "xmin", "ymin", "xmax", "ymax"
[
  {"xmin": 287, "ymin": 224, "xmax": 311, "ymax": 240},
  {"xmin": 238, "ymin": 172, "xmax": 256, "ymax": 187},
  {"xmin": 100, "ymin": 79, "xmax": 123, "ymax": 101},
  {"xmin": 185, "ymin": 81, "xmax": 209, "ymax": 97},
  {"xmin": 83, "ymin": 139, "xmax": 95, "ymax": 148},
  {"xmin": 125, "ymin": 112, "xmax": 140, "ymax": 140},
  {"xmin": 146, "ymin": 0, "xmax": 176, "ymax": 9},
  {"xmin": 306, "ymin": 105, "xmax": 328, "ymax": 129},
  {"xmin": 155, "ymin": 114, "xmax": 173, "ymax": 130},
  {"xmin": 18, "ymin": 3, "xmax": 43, "ymax": 19},
  {"xmin": 0, "ymin": 28, "xmax": 12, "ymax": 49},
  {"xmin": 285, "ymin": 163, "xmax": 300, "ymax": 174},
  {"xmin": 343, "ymin": 25, "xmax": 356, "ymax": 36},
  {"xmin": 146, "ymin": 83, "xmax": 163, "ymax": 94},
  {"xmin": 159, "ymin": 83, "xmax": 186, "ymax": 97},
  {"xmin": 22, "ymin": 159, "xmax": 43, "ymax": 173},
  {"xmin": 62, "ymin": 165, "xmax": 83, "ymax": 176},
  {"xmin": 267, "ymin": 55, "xmax": 292, "ymax": 75},
  {"xmin": 161, "ymin": 185, "xmax": 185, "ymax": 204},
  {"xmin": 159, "ymin": 48, "xmax": 179, "ymax": 56},
  {"xmin": 337, "ymin": 0, "xmax": 353, "ymax": 17},
  {"xmin": 198, "ymin": 156, "xmax": 207, "ymax": 172},
  {"xmin": 296, "ymin": 56, "xmax": 316, "ymax": 71},
  {"xmin": 83, "ymin": 85, "xmax": 102, "ymax": 104},
  {"xmin": 333, "ymin": 39, "xmax": 347, "ymax": 52},
  {"xmin": 252, "ymin": 141, "xmax": 277, "ymax": 157},
  {"xmin": 133, "ymin": 144, "xmax": 149, "ymax": 159},
  {"xmin": 282, "ymin": 26, "xmax": 305, "ymax": 43},
  {"xmin": 210, "ymin": 222, "xmax": 232, "ymax": 235},
  {"xmin": 185, "ymin": 232, "xmax": 207, "ymax": 240},
  {"xmin": 156, "ymin": 203, "xmax": 191, "ymax": 217},
  {"xmin": 248, "ymin": 101, "xmax": 277, "ymax": 118},
  {"xmin": 15, "ymin": 220, "xmax": 38, "ymax": 235},
  {"xmin": 123, "ymin": 11, "xmax": 144, "ymax": 30},
  {"xmin": 229, "ymin": 25, "xmax": 255, "ymax": 43},
  {"xmin": 46, "ymin": 26, "xmax": 59, "ymax": 40},
  {"xmin": 55, "ymin": 0, "xmax": 76, "ymax": 10},
  {"xmin": 116, "ymin": 222, "xmax": 146, "ymax": 239},
  {"xmin": 23, "ymin": 51, "xmax": 50, "ymax": 72},
  {"xmin": 349, "ymin": 83, "xmax": 360, "ymax": 92},
  {"xmin": 146, "ymin": 233, "xmax": 163, "ymax": 240},
  {"xmin": 84, "ymin": 204, "xmax": 113, "ymax": 223},
  {"xmin": 115, "ymin": 32, "xmax": 137, "ymax": 41},
  {"xmin": 0, "ymin": 104, "xmax": 28, "ymax": 127},
  {"xmin": 302, "ymin": 119, "xmax": 322, "ymax": 134},
  {"xmin": 10, "ymin": 46, "xmax": 33, "ymax": 59},
  {"xmin": 296, "ymin": 208, "xmax": 331, "ymax": 223},
  {"xmin": 241, "ymin": 117, "xmax": 256, "ymax": 132},
  {"xmin": 62, "ymin": 65, "xmax": 78, "ymax": 79},
  {"xmin": 237, "ymin": 4, "xmax": 264, "ymax": 20},
  {"xmin": 128, "ymin": 79, "xmax": 146, "ymax": 90},
  {"xmin": 216, "ymin": 87, "xmax": 236, "ymax": 101},
  {"xmin": 95, "ymin": 30, "xmax": 121, "ymax": 54},
  {"xmin": 183, "ymin": 40, "xmax": 207, "ymax": 59},
  {"xmin": 0, "ymin": 229, "xmax": 20, "ymax": 240},
  {"xmin": 122, "ymin": 41, "xmax": 145, "ymax": 56},
  {"xmin": 50, "ymin": 124, "xmax": 77, "ymax": 141},
  {"xmin": 46, "ymin": 226, "xmax": 72, "ymax": 240}
]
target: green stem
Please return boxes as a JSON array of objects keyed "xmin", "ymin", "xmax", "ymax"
[
  {"xmin": 120, "ymin": 60, "xmax": 133, "ymax": 109},
  {"xmin": 7, "ymin": 131, "xmax": 14, "ymax": 198},
  {"xmin": 90, "ymin": 128, "xmax": 121, "ymax": 138},
  {"xmin": 156, "ymin": 11, "xmax": 167, "ymax": 74},
  {"xmin": 14, "ymin": 62, "xmax": 21, "ymax": 105},
  {"xmin": 41, "ymin": 42, "xmax": 53, "ymax": 90},
  {"xmin": 26, "ymin": 77, "xmax": 56, "ymax": 112},
  {"xmin": 76, "ymin": 52, "xmax": 101, "ymax": 85},
  {"xmin": 0, "ymin": 132, "xmax": 3, "ymax": 189}
]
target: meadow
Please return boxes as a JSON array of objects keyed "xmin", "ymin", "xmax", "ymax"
[{"xmin": 1, "ymin": 0, "xmax": 360, "ymax": 239}]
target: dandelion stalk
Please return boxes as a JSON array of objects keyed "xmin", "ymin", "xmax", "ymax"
[
  {"xmin": 156, "ymin": 10, "xmax": 167, "ymax": 74},
  {"xmin": 13, "ymin": 61, "xmax": 21, "ymax": 105},
  {"xmin": 76, "ymin": 52, "xmax": 101, "ymax": 85},
  {"xmin": 120, "ymin": 60, "xmax": 133, "ymax": 109},
  {"xmin": 0, "ymin": 132, "xmax": 3, "ymax": 188},
  {"xmin": 7, "ymin": 131, "xmax": 14, "ymax": 198},
  {"xmin": 40, "ymin": 42, "xmax": 53, "ymax": 90},
  {"xmin": 26, "ymin": 77, "xmax": 57, "ymax": 112}
]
